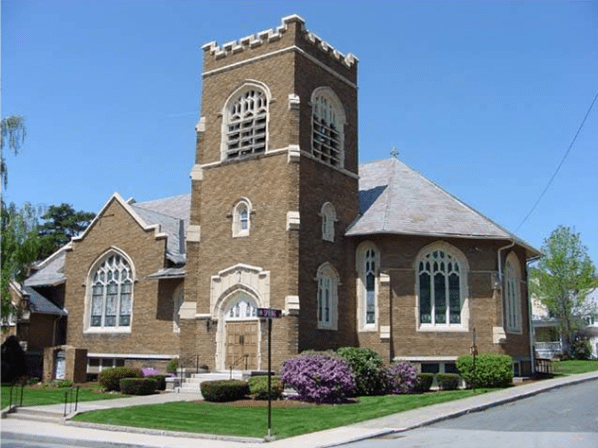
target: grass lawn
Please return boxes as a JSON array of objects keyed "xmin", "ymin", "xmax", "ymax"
[
  {"xmin": 1, "ymin": 384, "xmax": 126, "ymax": 409},
  {"xmin": 72, "ymin": 389, "xmax": 492, "ymax": 439},
  {"xmin": 555, "ymin": 359, "xmax": 598, "ymax": 375}
]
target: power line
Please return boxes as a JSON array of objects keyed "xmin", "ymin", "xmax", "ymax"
[{"xmin": 516, "ymin": 90, "xmax": 598, "ymax": 232}]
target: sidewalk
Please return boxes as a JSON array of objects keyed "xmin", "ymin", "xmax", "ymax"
[{"xmin": 2, "ymin": 371, "xmax": 598, "ymax": 448}]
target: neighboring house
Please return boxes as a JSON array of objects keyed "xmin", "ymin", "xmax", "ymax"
[
  {"xmin": 532, "ymin": 289, "xmax": 598, "ymax": 359},
  {"xmin": 580, "ymin": 289, "xmax": 598, "ymax": 358},
  {"xmin": 1, "ymin": 280, "xmax": 66, "ymax": 377},
  {"xmin": 26, "ymin": 15, "xmax": 540, "ymax": 379}
]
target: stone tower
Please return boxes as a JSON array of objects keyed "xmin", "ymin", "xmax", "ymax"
[{"xmin": 182, "ymin": 15, "xmax": 360, "ymax": 371}]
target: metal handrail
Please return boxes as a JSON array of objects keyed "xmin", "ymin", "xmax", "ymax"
[{"xmin": 229, "ymin": 354, "xmax": 248, "ymax": 379}]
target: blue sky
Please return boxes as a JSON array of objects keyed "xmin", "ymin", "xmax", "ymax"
[{"xmin": 2, "ymin": 1, "xmax": 597, "ymax": 266}]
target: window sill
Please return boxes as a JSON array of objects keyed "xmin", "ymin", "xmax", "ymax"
[
  {"xmin": 417, "ymin": 325, "xmax": 468, "ymax": 332},
  {"xmin": 84, "ymin": 327, "xmax": 132, "ymax": 335}
]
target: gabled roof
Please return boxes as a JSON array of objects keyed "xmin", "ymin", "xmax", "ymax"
[
  {"xmin": 25, "ymin": 248, "xmax": 67, "ymax": 287},
  {"xmin": 23, "ymin": 286, "xmax": 66, "ymax": 316},
  {"xmin": 27, "ymin": 193, "xmax": 191, "ymax": 287},
  {"xmin": 348, "ymin": 158, "xmax": 539, "ymax": 257}
]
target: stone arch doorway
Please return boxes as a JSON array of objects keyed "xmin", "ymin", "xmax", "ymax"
[{"xmin": 217, "ymin": 291, "xmax": 260, "ymax": 371}]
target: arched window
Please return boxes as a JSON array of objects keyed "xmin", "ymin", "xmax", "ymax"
[
  {"xmin": 505, "ymin": 253, "xmax": 522, "ymax": 333},
  {"xmin": 311, "ymin": 87, "xmax": 345, "ymax": 168},
  {"xmin": 356, "ymin": 242, "xmax": 379, "ymax": 330},
  {"xmin": 416, "ymin": 243, "xmax": 468, "ymax": 329},
  {"xmin": 173, "ymin": 284, "xmax": 184, "ymax": 333},
  {"xmin": 88, "ymin": 251, "xmax": 134, "ymax": 331},
  {"xmin": 320, "ymin": 202, "xmax": 336, "ymax": 242},
  {"xmin": 316, "ymin": 263, "xmax": 339, "ymax": 330},
  {"xmin": 223, "ymin": 84, "xmax": 269, "ymax": 160},
  {"xmin": 232, "ymin": 198, "xmax": 252, "ymax": 237},
  {"xmin": 226, "ymin": 297, "xmax": 257, "ymax": 320}
]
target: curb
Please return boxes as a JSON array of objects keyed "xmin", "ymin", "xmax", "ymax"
[
  {"xmin": 398, "ymin": 373, "xmax": 598, "ymax": 432},
  {"xmin": 65, "ymin": 420, "xmax": 265, "ymax": 444}
]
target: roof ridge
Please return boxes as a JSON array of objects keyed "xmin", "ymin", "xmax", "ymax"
[
  {"xmin": 134, "ymin": 193, "xmax": 191, "ymax": 206},
  {"xmin": 131, "ymin": 203, "xmax": 184, "ymax": 222},
  {"xmin": 381, "ymin": 158, "xmax": 400, "ymax": 231}
]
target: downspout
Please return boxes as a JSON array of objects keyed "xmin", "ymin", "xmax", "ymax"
[{"xmin": 527, "ymin": 255, "xmax": 541, "ymax": 376}]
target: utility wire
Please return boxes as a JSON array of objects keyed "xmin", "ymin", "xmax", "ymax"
[{"xmin": 516, "ymin": 90, "xmax": 598, "ymax": 232}]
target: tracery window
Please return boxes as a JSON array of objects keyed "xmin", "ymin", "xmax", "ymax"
[
  {"xmin": 357, "ymin": 242, "xmax": 379, "ymax": 330},
  {"xmin": 224, "ymin": 87, "xmax": 268, "ymax": 159},
  {"xmin": 89, "ymin": 252, "xmax": 133, "ymax": 330},
  {"xmin": 418, "ymin": 246, "xmax": 465, "ymax": 328},
  {"xmin": 312, "ymin": 88, "xmax": 345, "ymax": 168},
  {"xmin": 505, "ymin": 253, "xmax": 522, "ymax": 333},
  {"xmin": 227, "ymin": 298, "xmax": 257, "ymax": 320},
  {"xmin": 317, "ymin": 263, "xmax": 339, "ymax": 330}
]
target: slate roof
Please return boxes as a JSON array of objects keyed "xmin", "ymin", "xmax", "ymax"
[
  {"xmin": 131, "ymin": 194, "xmax": 190, "ymax": 261},
  {"xmin": 348, "ymin": 158, "xmax": 539, "ymax": 256},
  {"xmin": 25, "ymin": 248, "xmax": 67, "ymax": 287},
  {"xmin": 23, "ymin": 286, "xmax": 66, "ymax": 316}
]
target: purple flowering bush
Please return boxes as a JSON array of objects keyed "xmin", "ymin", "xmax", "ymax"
[
  {"xmin": 386, "ymin": 362, "xmax": 418, "ymax": 394},
  {"xmin": 281, "ymin": 355, "xmax": 355, "ymax": 404},
  {"xmin": 141, "ymin": 367, "xmax": 162, "ymax": 377}
]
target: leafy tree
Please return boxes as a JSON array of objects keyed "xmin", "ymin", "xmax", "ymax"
[
  {"xmin": 1, "ymin": 115, "xmax": 26, "ymax": 187},
  {"xmin": 530, "ymin": 226, "xmax": 597, "ymax": 356},
  {"xmin": 1, "ymin": 202, "xmax": 45, "ymax": 329},
  {"xmin": 38, "ymin": 203, "xmax": 95, "ymax": 257}
]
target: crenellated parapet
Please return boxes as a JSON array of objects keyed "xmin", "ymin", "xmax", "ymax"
[{"xmin": 201, "ymin": 14, "xmax": 358, "ymax": 68}]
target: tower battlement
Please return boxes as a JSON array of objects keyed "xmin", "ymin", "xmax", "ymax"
[{"xmin": 201, "ymin": 15, "xmax": 358, "ymax": 69}]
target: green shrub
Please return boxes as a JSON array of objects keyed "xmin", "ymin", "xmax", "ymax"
[
  {"xmin": 147, "ymin": 374, "xmax": 167, "ymax": 391},
  {"xmin": 120, "ymin": 378, "xmax": 157, "ymax": 395},
  {"xmin": 200, "ymin": 380, "xmax": 249, "ymax": 402},
  {"xmin": 414, "ymin": 373, "xmax": 434, "ymax": 393},
  {"xmin": 98, "ymin": 367, "xmax": 143, "ymax": 391},
  {"xmin": 167, "ymin": 358, "xmax": 178, "ymax": 374},
  {"xmin": 571, "ymin": 340, "xmax": 592, "ymax": 360},
  {"xmin": 336, "ymin": 347, "xmax": 388, "ymax": 396},
  {"xmin": 56, "ymin": 379, "xmax": 73, "ymax": 388},
  {"xmin": 248, "ymin": 375, "xmax": 284, "ymax": 400},
  {"xmin": 436, "ymin": 373, "xmax": 460, "ymax": 390},
  {"xmin": 456, "ymin": 353, "xmax": 513, "ymax": 388}
]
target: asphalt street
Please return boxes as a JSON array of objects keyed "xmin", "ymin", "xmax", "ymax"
[{"xmin": 340, "ymin": 381, "xmax": 598, "ymax": 448}]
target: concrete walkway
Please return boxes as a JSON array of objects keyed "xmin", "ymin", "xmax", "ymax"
[{"xmin": 2, "ymin": 371, "xmax": 597, "ymax": 448}]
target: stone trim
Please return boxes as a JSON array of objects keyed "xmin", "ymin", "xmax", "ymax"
[
  {"xmin": 88, "ymin": 353, "xmax": 178, "ymax": 359},
  {"xmin": 285, "ymin": 295, "xmax": 300, "ymax": 315},
  {"xmin": 203, "ymin": 45, "xmax": 357, "ymax": 89},
  {"xmin": 190, "ymin": 164, "xmax": 203, "ymax": 181},
  {"xmin": 187, "ymin": 225, "xmax": 201, "ymax": 242},
  {"xmin": 179, "ymin": 301, "xmax": 197, "ymax": 320},
  {"xmin": 286, "ymin": 211, "xmax": 300, "ymax": 231}
]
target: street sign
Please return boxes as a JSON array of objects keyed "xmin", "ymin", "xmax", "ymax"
[{"xmin": 257, "ymin": 308, "xmax": 282, "ymax": 319}]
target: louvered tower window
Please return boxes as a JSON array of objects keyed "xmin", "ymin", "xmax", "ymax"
[{"xmin": 225, "ymin": 89, "xmax": 268, "ymax": 159}]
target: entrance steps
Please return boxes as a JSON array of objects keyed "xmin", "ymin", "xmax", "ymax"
[
  {"xmin": 169, "ymin": 370, "xmax": 246, "ymax": 394},
  {"xmin": 3, "ymin": 406, "xmax": 64, "ymax": 423}
]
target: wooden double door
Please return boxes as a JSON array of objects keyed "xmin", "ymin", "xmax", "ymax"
[{"xmin": 225, "ymin": 321, "xmax": 258, "ymax": 370}]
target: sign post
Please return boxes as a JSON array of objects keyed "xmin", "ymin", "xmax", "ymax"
[
  {"xmin": 470, "ymin": 327, "xmax": 478, "ymax": 394},
  {"xmin": 257, "ymin": 308, "xmax": 282, "ymax": 439}
]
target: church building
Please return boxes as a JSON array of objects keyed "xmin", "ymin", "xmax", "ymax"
[{"xmin": 25, "ymin": 15, "xmax": 539, "ymax": 379}]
